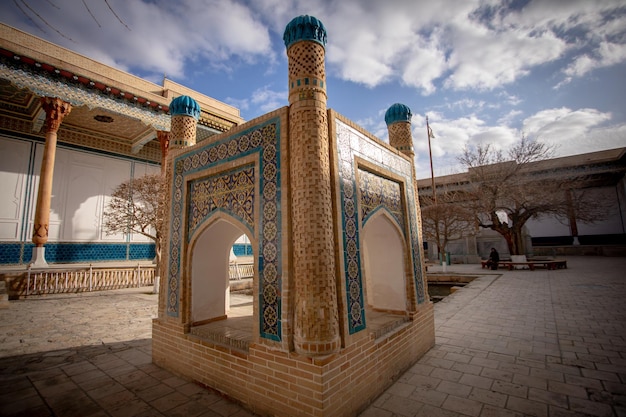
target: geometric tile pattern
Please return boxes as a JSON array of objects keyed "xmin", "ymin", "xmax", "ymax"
[
  {"xmin": 336, "ymin": 120, "xmax": 426, "ymax": 334},
  {"xmin": 0, "ymin": 242, "xmax": 155, "ymax": 265},
  {"xmin": 187, "ymin": 165, "xmax": 255, "ymax": 240},
  {"xmin": 358, "ymin": 168, "xmax": 405, "ymax": 233},
  {"xmin": 166, "ymin": 119, "xmax": 282, "ymax": 341}
]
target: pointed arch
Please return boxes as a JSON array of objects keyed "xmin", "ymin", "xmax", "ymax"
[
  {"xmin": 361, "ymin": 209, "xmax": 408, "ymax": 312},
  {"xmin": 187, "ymin": 211, "xmax": 255, "ymax": 326}
]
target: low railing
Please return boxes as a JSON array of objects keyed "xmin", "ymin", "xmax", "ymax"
[
  {"xmin": 229, "ymin": 262, "xmax": 254, "ymax": 280},
  {"xmin": 14, "ymin": 261, "xmax": 252, "ymax": 297},
  {"xmin": 25, "ymin": 264, "xmax": 155, "ymax": 296}
]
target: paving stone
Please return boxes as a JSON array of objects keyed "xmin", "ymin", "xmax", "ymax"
[
  {"xmin": 505, "ymin": 396, "xmax": 548, "ymax": 417},
  {"xmin": 387, "ymin": 381, "xmax": 416, "ymax": 397},
  {"xmin": 380, "ymin": 395, "xmax": 424, "ymax": 416},
  {"xmin": 480, "ymin": 368, "xmax": 514, "ymax": 382},
  {"xmin": 563, "ymin": 373, "xmax": 605, "ymax": 391},
  {"xmin": 527, "ymin": 387, "xmax": 568, "ymax": 408},
  {"xmin": 441, "ymin": 395, "xmax": 483, "ymax": 417},
  {"xmin": 468, "ymin": 387, "xmax": 507, "ymax": 407},
  {"xmin": 459, "ymin": 374, "xmax": 493, "ymax": 390},
  {"xmin": 405, "ymin": 373, "xmax": 442, "ymax": 389},
  {"xmin": 416, "ymin": 403, "xmax": 462, "ymax": 417},
  {"xmin": 2, "ymin": 258, "xmax": 626, "ymax": 417},
  {"xmin": 491, "ymin": 380, "xmax": 528, "ymax": 398},
  {"xmin": 512, "ymin": 373, "xmax": 548, "ymax": 390},
  {"xmin": 410, "ymin": 387, "xmax": 448, "ymax": 407},
  {"xmin": 568, "ymin": 397, "xmax": 614, "ymax": 417},
  {"xmin": 431, "ymin": 368, "xmax": 463, "ymax": 383},
  {"xmin": 436, "ymin": 380, "xmax": 472, "ymax": 398},
  {"xmin": 480, "ymin": 404, "xmax": 523, "ymax": 417}
]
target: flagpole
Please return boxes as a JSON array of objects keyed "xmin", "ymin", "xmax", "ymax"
[{"xmin": 426, "ymin": 116, "xmax": 437, "ymax": 205}]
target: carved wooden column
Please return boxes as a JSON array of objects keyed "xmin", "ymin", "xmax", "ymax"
[
  {"xmin": 157, "ymin": 130, "xmax": 170, "ymax": 176},
  {"xmin": 31, "ymin": 97, "xmax": 72, "ymax": 267}
]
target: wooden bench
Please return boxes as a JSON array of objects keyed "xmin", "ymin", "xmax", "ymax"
[{"xmin": 481, "ymin": 259, "xmax": 567, "ymax": 270}]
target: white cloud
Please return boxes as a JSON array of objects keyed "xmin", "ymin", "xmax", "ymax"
[
  {"xmin": 521, "ymin": 107, "xmax": 622, "ymax": 156},
  {"xmin": 4, "ymin": 0, "xmax": 274, "ymax": 80},
  {"xmin": 445, "ymin": 20, "xmax": 567, "ymax": 90},
  {"xmin": 564, "ymin": 41, "xmax": 626, "ymax": 78},
  {"xmin": 226, "ymin": 85, "xmax": 287, "ymax": 117}
]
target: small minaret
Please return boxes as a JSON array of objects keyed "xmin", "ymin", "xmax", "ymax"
[
  {"xmin": 385, "ymin": 103, "xmax": 430, "ymax": 295},
  {"xmin": 169, "ymin": 95, "xmax": 200, "ymax": 149},
  {"xmin": 385, "ymin": 103, "xmax": 414, "ymax": 159},
  {"xmin": 284, "ymin": 15, "xmax": 340, "ymax": 356}
]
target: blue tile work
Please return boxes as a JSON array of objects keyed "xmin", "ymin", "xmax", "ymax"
[
  {"xmin": 335, "ymin": 119, "xmax": 426, "ymax": 335},
  {"xmin": 0, "ymin": 243, "xmax": 23, "ymax": 265},
  {"xmin": 0, "ymin": 242, "xmax": 156, "ymax": 265},
  {"xmin": 166, "ymin": 118, "xmax": 282, "ymax": 342},
  {"xmin": 129, "ymin": 243, "xmax": 156, "ymax": 260},
  {"xmin": 188, "ymin": 165, "xmax": 255, "ymax": 239},
  {"xmin": 233, "ymin": 244, "xmax": 253, "ymax": 256},
  {"xmin": 45, "ymin": 243, "xmax": 127, "ymax": 263},
  {"xmin": 359, "ymin": 169, "xmax": 405, "ymax": 233}
]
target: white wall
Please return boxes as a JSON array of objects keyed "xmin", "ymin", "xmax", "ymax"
[
  {"xmin": 0, "ymin": 135, "xmax": 159, "ymax": 244},
  {"xmin": 576, "ymin": 187, "xmax": 624, "ymax": 235},
  {"xmin": 362, "ymin": 213, "xmax": 407, "ymax": 312},
  {"xmin": 0, "ymin": 137, "xmax": 30, "ymax": 241}
]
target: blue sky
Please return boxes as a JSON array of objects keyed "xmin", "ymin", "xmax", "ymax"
[{"xmin": 1, "ymin": 0, "xmax": 625, "ymax": 179}]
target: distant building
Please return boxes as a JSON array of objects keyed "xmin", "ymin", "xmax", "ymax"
[
  {"xmin": 416, "ymin": 148, "xmax": 626, "ymax": 262},
  {"xmin": 0, "ymin": 23, "xmax": 244, "ymax": 266}
]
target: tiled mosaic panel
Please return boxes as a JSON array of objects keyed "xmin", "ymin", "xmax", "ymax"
[
  {"xmin": 188, "ymin": 165, "xmax": 255, "ymax": 239},
  {"xmin": 0, "ymin": 243, "xmax": 22, "ymax": 265},
  {"xmin": 336, "ymin": 120, "xmax": 426, "ymax": 334},
  {"xmin": 0, "ymin": 242, "xmax": 155, "ymax": 265},
  {"xmin": 167, "ymin": 119, "xmax": 282, "ymax": 341},
  {"xmin": 232, "ymin": 243, "xmax": 253, "ymax": 256},
  {"xmin": 358, "ymin": 169, "xmax": 405, "ymax": 233}
]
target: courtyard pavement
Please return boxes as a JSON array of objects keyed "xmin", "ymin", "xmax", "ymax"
[{"xmin": 1, "ymin": 256, "xmax": 625, "ymax": 417}]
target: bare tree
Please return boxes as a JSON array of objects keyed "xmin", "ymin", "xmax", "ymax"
[
  {"xmin": 103, "ymin": 174, "xmax": 165, "ymax": 293},
  {"xmin": 458, "ymin": 136, "xmax": 610, "ymax": 255},
  {"xmin": 420, "ymin": 189, "xmax": 473, "ymax": 261}
]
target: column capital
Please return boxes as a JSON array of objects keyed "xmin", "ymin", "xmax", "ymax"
[
  {"xmin": 40, "ymin": 97, "xmax": 72, "ymax": 133},
  {"xmin": 157, "ymin": 130, "xmax": 170, "ymax": 154}
]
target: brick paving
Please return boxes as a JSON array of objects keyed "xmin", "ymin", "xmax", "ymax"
[{"xmin": 1, "ymin": 256, "xmax": 625, "ymax": 416}]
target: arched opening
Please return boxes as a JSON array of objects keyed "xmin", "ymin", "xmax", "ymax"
[
  {"xmin": 362, "ymin": 211, "xmax": 408, "ymax": 336},
  {"xmin": 189, "ymin": 218, "xmax": 254, "ymax": 330}
]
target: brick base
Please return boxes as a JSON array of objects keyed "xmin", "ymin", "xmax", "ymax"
[{"xmin": 152, "ymin": 302, "xmax": 434, "ymax": 417}]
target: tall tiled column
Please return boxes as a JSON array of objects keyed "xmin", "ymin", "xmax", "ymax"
[
  {"xmin": 31, "ymin": 97, "xmax": 72, "ymax": 267},
  {"xmin": 168, "ymin": 95, "xmax": 200, "ymax": 150},
  {"xmin": 284, "ymin": 15, "xmax": 340, "ymax": 356}
]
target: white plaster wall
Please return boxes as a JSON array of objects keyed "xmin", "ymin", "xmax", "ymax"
[
  {"xmin": 362, "ymin": 213, "xmax": 406, "ymax": 312},
  {"xmin": 130, "ymin": 162, "xmax": 160, "ymax": 243},
  {"xmin": 191, "ymin": 219, "xmax": 244, "ymax": 323},
  {"xmin": 0, "ymin": 137, "xmax": 30, "ymax": 240},
  {"xmin": 576, "ymin": 187, "xmax": 624, "ymax": 235},
  {"xmin": 0, "ymin": 135, "xmax": 158, "ymax": 244},
  {"xmin": 525, "ymin": 215, "xmax": 570, "ymax": 237}
]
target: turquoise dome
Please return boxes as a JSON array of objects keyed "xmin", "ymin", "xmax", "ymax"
[
  {"xmin": 384, "ymin": 103, "xmax": 412, "ymax": 125},
  {"xmin": 283, "ymin": 15, "xmax": 327, "ymax": 48},
  {"xmin": 169, "ymin": 95, "xmax": 201, "ymax": 120}
]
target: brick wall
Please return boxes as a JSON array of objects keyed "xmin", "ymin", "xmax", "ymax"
[{"xmin": 152, "ymin": 302, "xmax": 434, "ymax": 417}]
